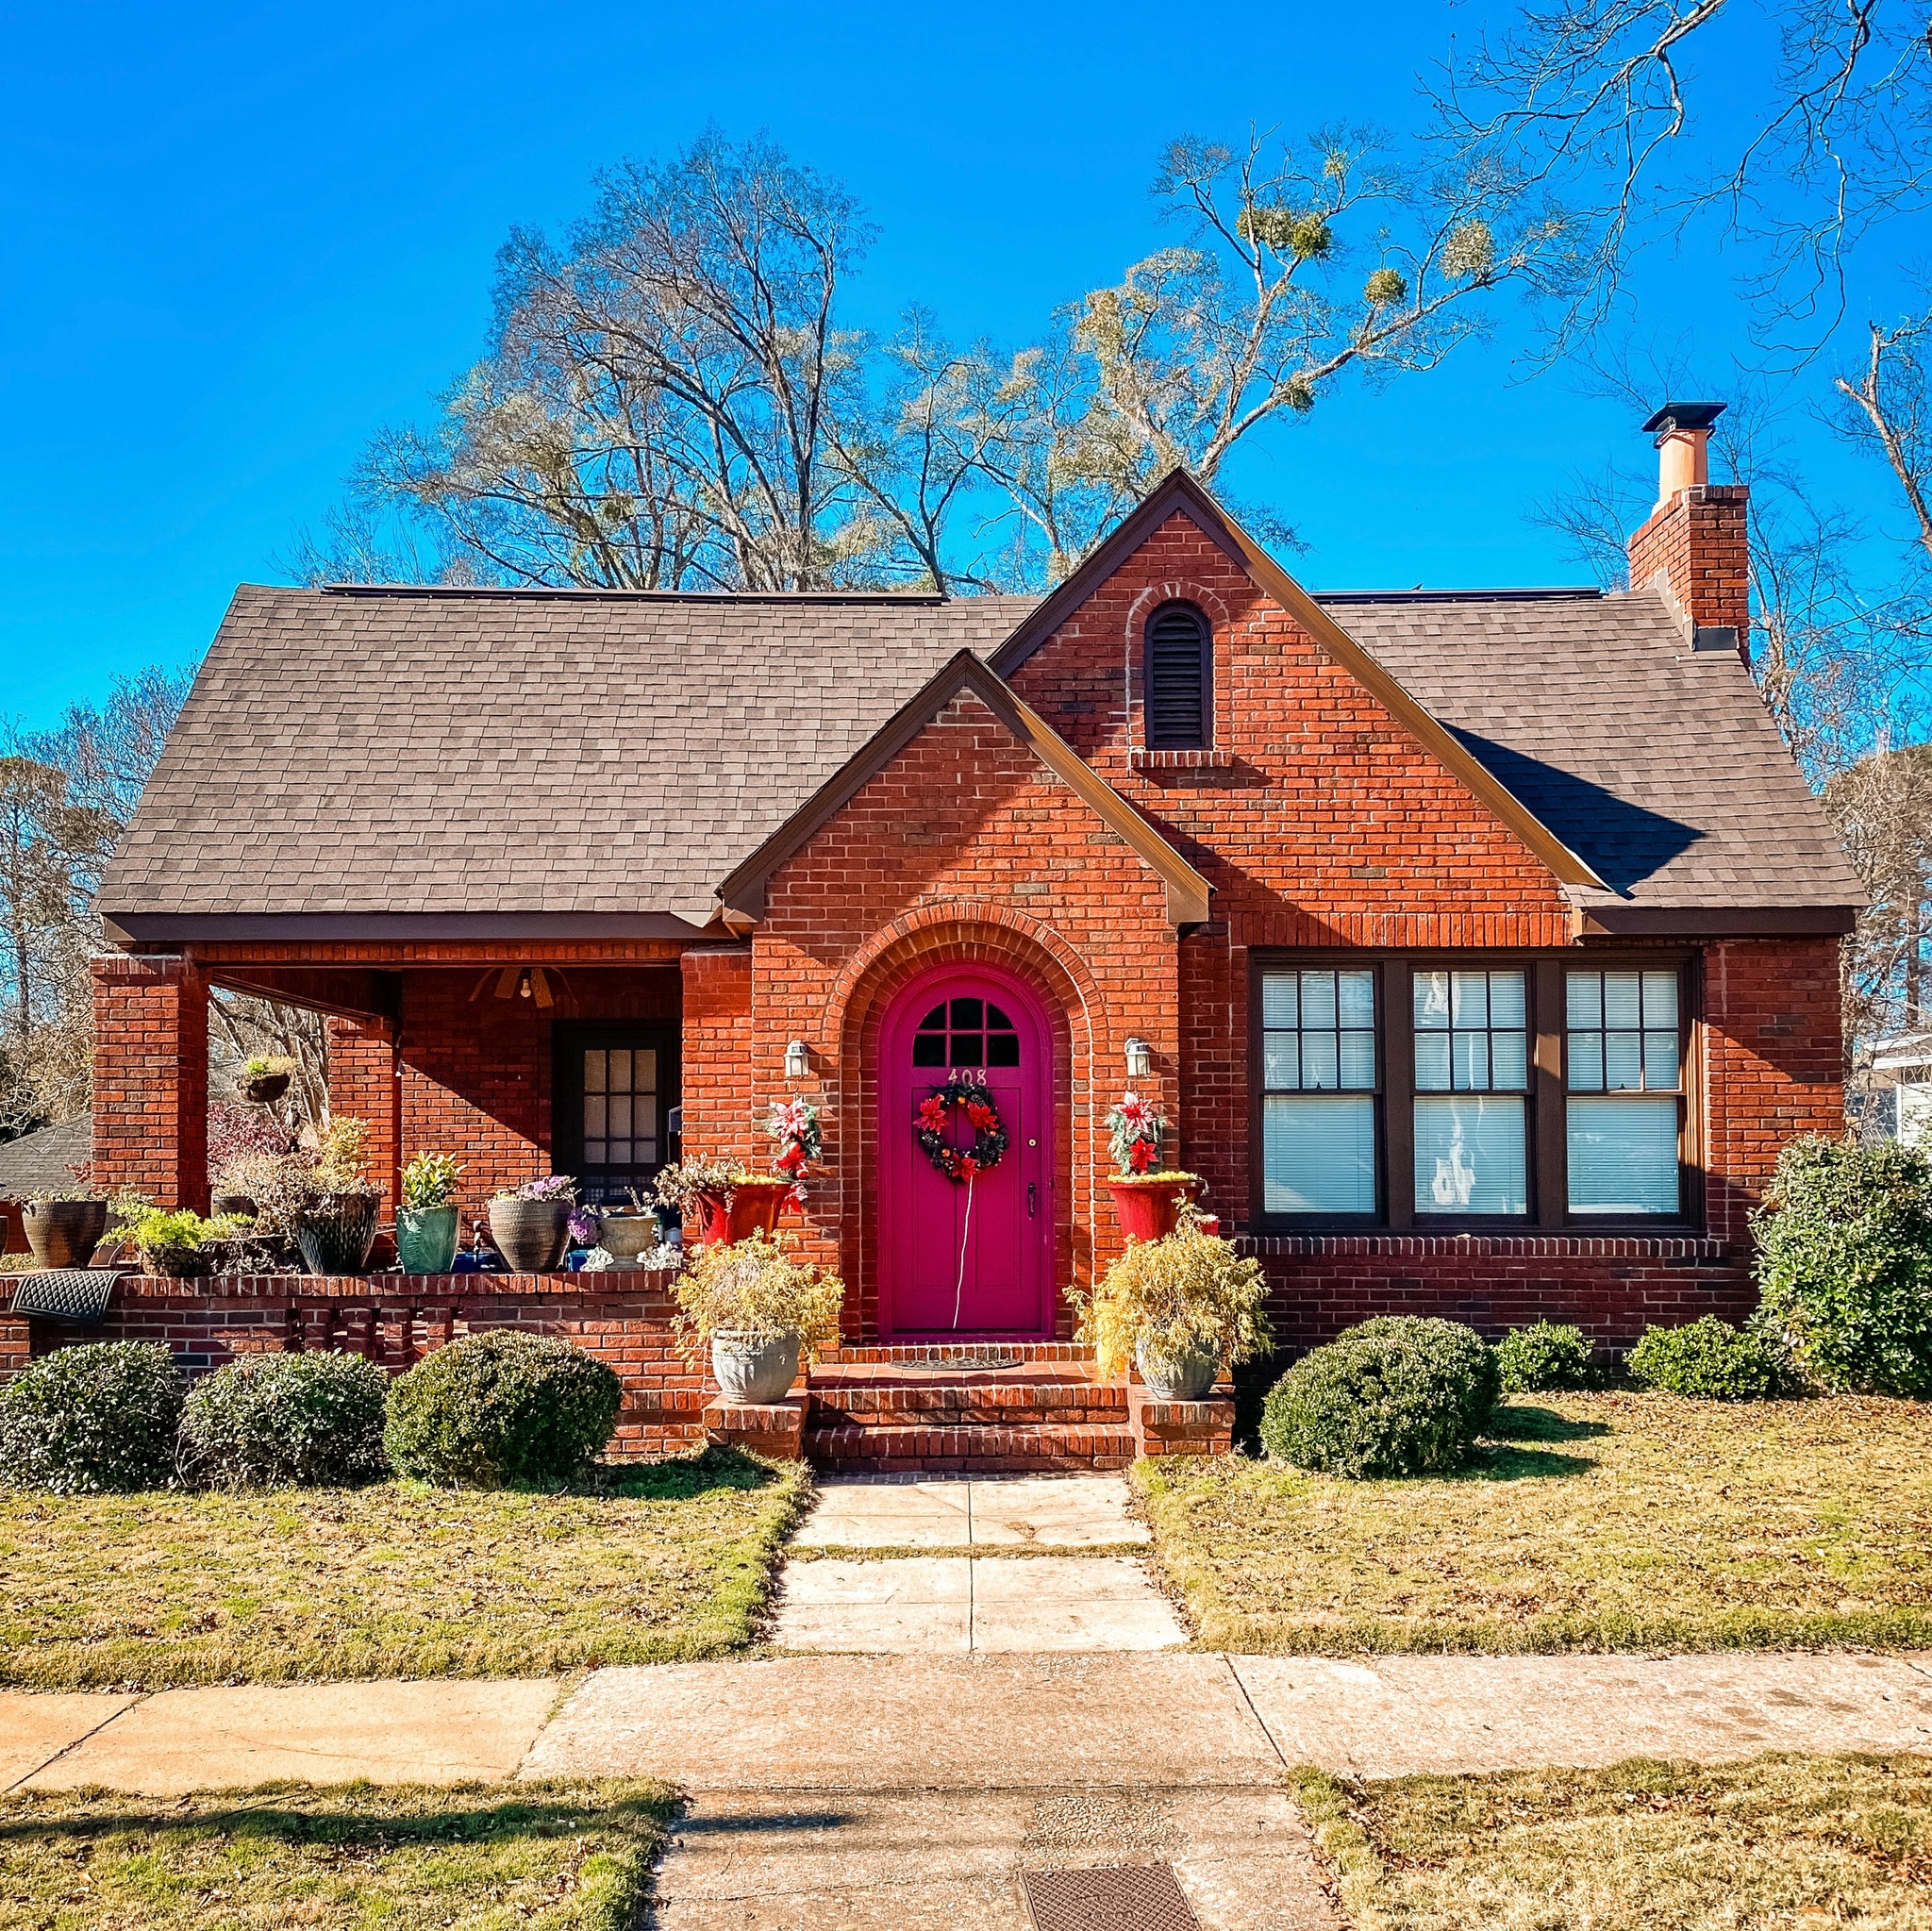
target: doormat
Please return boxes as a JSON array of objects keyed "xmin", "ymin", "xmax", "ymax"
[
  {"xmin": 9, "ymin": 1270, "xmax": 121, "ymax": 1323},
  {"xmin": 1022, "ymin": 1863, "xmax": 1199, "ymax": 1931}
]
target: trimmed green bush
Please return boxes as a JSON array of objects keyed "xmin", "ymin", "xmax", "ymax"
[
  {"xmin": 0, "ymin": 1342, "xmax": 184, "ymax": 1493},
  {"xmin": 384, "ymin": 1330, "xmax": 622, "ymax": 1486},
  {"xmin": 1751, "ymin": 1134, "xmax": 1932, "ymax": 1396},
  {"xmin": 177, "ymin": 1351, "xmax": 390, "ymax": 1489},
  {"xmin": 1627, "ymin": 1317, "xmax": 1787, "ymax": 1401},
  {"xmin": 1259, "ymin": 1316, "xmax": 1501, "ymax": 1478},
  {"xmin": 1495, "ymin": 1321, "xmax": 1598, "ymax": 1393}
]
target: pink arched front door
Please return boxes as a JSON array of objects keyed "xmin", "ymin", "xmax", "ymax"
[{"xmin": 879, "ymin": 968, "xmax": 1054, "ymax": 1338}]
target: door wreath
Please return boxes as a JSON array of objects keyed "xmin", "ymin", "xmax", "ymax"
[{"xmin": 914, "ymin": 1072, "xmax": 1008, "ymax": 1182}]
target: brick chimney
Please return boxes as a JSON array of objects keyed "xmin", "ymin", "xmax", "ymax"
[{"xmin": 1626, "ymin": 400, "xmax": 1750, "ymax": 662}]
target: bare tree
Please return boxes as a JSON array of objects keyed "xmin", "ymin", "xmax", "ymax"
[{"xmin": 208, "ymin": 989, "xmax": 330, "ymax": 1134}]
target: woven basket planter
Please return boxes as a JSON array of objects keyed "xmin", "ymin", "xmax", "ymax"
[{"xmin": 488, "ymin": 1196, "xmax": 572, "ymax": 1273}]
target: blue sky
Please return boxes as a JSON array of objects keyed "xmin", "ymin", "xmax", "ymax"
[{"xmin": 0, "ymin": 0, "xmax": 1914, "ymax": 724}]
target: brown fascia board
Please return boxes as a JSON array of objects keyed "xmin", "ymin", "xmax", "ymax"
[
  {"xmin": 1575, "ymin": 903, "xmax": 1858, "ymax": 938},
  {"xmin": 991, "ymin": 468, "xmax": 1610, "ymax": 895},
  {"xmin": 714, "ymin": 651, "xmax": 1212, "ymax": 928},
  {"xmin": 102, "ymin": 911, "xmax": 708, "ymax": 945}
]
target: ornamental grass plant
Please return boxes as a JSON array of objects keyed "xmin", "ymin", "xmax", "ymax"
[
  {"xmin": 671, "ymin": 1230, "xmax": 844, "ymax": 1361},
  {"xmin": 1072, "ymin": 1202, "xmax": 1273, "ymax": 1379}
]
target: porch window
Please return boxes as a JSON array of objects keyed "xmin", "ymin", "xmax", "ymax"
[
  {"xmin": 554, "ymin": 1024, "xmax": 676, "ymax": 1207},
  {"xmin": 1251, "ymin": 954, "xmax": 1695, "ymax": 1230},
  {"xmin": 1144, "ymin": 601, "xmax": 1211, "ymax": 749}
]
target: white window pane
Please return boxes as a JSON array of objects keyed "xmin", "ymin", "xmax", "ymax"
[
  {"xmin": 1488, "ymin": 972, "xmax": 1526, "ymax": 1028},
  {"xmin": 1264, "ymin": 1037, "xmax": 1300, "ymax": 1089},
  {"xmin": 1605, "ymin": 1032, "xmax": 1642, "ymax": 1090},
  {"xmin": 1339, "ymin": 1030, "xmax": 1375, "ymax": 1088},
  {"xmin": 1339, "ymin": 971, "xmax": 1375, "ymax": 1026},
  {"xmin": 608, "ymin": 1095, "xmax": 632, "ymax": 1139},
  {"xmin": 584, "ymin": 1094, "xmax": 607, "ymax": 1137},
  {"xmin": 585, "ymin": 1139, "xmax": 607, "ymax": 1164},
  {"xmin": 633, "ymin": 1049, "xmax": 658, "ymax": 1091},
  {"xmin": 1491, "ymin": 1031, "xmax": 1528, "ymax": 1090},
  {"xmin": 1414, "ymin": 971, "xmax": 1450, "ymax": 1028},
  {"xmin": 637, "ymin": 1136, "xmax": 657, "ymax": 1163},
  {"xmin": 1451, "ymin": 972, "xmax": 1490, "ymax": 1028},
  {"xmin": 635, "ymin": 1097, "xmax": 657, "ymax": 1137},
  {"xmin": 1261, "ymin": 974, "xmax": 1299, "ymax": 1028},
  {"xmin": 1452, "ymin": 1030, "xmax": 1491, "ymax": 1090},
  {"xmin": 1415, "ymin": 1096, "xmax": 1527, "ymax": 1214},
  {"xmin": 1265, "ymin": 1095, "xmax": 1376, "ymax": 1212},
  {"xmin": 608, "ymin": 1140, "xmax": 629, "ymax": 1167},
  {"xmin": 608, "ymin": 1049, "xmax": 632, "ymax": 1091},
  {"xmin": 1603, "ymin": 972, "xmax": 1641, "ymax": 1028},
  {"xmin": 1643, "ymin": 1031, "xmax": 1679, "ymax": 1090},
  {"xmin": 1301, "ymin": 972, "xmax": 1337, "ymax": 1026},
  {"xmin": 1568, "ymin": 1097, "xmax": 1678, "ymax": 1211},
  {"xmin": 1566, "ymin": 972, "xmax": 1601, "ymax": 1028},
  {"xmin": 583, "ymin": 1051, "xmax": 607, "ymax": 1094},
  {"xmin": 1414, "ymin": 1031, "xmax": 1452, "ymax": 1090},
  {"xmin": 1641, "ymin": 973, "xmax": 1678, "ymax": 1028},
  {"xmin": 1301, "ymin": 1032, "xmax": 1339, "ymax": 1090},
  {"xmin": 1570, "ymin": 1031, "xmax": 1605, "ymax": 1091}
]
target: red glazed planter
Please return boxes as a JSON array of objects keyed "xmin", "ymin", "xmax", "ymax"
[
  {"xmin": 1106, "ymin": 1175, "xmax": 1202, "ymax": 1242},
  {"xmin": 695, "ymin": 1179, "xmax": 798, "ymax": 1246}
]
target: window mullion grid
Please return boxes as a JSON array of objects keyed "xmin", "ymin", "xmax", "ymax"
[
  {"xmin": 1383, "ymin": 959, "xmax": 1414, "ymax": 1230},
  {"xmin": 1533, "ymin": 959, "xmax": 1563, "ymax": 1228}
]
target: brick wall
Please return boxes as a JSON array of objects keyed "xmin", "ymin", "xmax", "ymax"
[
  {"xmin": 91, "ymin": 955, "xmax": 209, "ymax": 1210},
  {"xmin": 680, "ymin": 948, "xmax": 756, "ymax": 1167},
  {"xmin": 2, "ymin": 1272, "xmax": 708, "ymax": 1457},
  {"xmin": 1626, "ymin": 484, "xmax": 1751, "ymax": 652}
]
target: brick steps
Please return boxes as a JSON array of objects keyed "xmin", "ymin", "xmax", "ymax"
[{"xmin": 802, "ymin": 1422, "xmax": 1137, "ymax": 1473}]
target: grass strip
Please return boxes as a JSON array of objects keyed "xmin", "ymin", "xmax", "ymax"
[
  {"xmin": 1292, "ymin": 1752, "xmax": 1932, "ymax": 1930},
  {"xmin": 1138, "ymin": 1392, "xmax": 1932, "ymax": 1655},
  {"xmin": 0, "ymin": 1776, "xmax": 675, "ymax": 1929},
  {"xmin": 0, "ymin": 1446, "xmax": 811, "ymax": 1690}
]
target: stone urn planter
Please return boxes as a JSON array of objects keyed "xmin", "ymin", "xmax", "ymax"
[
  {"xmin": 710, "ymin": 1329, "xmax": 801, "ymax": 1403},
  {"xmin": 488, "ymin": 1196, "xmax": 572, "ymax": 1273},
  {"xmin": 596, "ymin": 1210, "xmax": 660, "ymax": 1265},
  {"xmin": 1136, "ymin": 1335, "xmax": 1220, "ymax": 1401},
  {"xmin": 294, "ymin": 1193, "xmax": 379, "ymax": 1276},
  {"xmin": 23, "ymin": 1199, "xmax": 109, "ymax": 1270},
  {"xmin": 395, "ymin": 1204, "xmax": 460, "ymax": 1275},
  {"xmin": 240, "ymin": 1070, "xmax": 291, "ymax": 1105},
  {"xmin": 1106, "ymin": 1174, "xmax": 1202, "ymax": 1243},
  {"xmin": 694, "ymin": 1180, "xmax": 795, "ymax": 1246}
]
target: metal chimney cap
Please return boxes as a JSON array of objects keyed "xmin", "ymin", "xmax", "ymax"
[{"xmin": 1641, "ymin": 400, "xmax": 1727, "ymax": 434}]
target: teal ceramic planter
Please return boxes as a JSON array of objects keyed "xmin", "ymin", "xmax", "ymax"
[{"xmin": 395, "ymin": 1204, "xmax": 460, "ymax": 1274}]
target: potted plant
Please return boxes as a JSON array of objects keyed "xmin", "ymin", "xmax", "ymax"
[
  {"xmin": 594, "ymin": 1187, "xmax": 663, "ymax": 1264},
  {"xmin": 22, "ymin": 1188, "xmax": 113, "ymax": 1268},
  {"xmin": 1073, "ymin": 1202, "xmax": 1274, "ymax": 1399},
  {"xmin": 396, "ymin": 1152, "xmax": 463, "ymax": 1274},
  {"xmin": 292, "ymin": 1117, "xmax": 383, "ymax": 1275},
  {"xmin": 123, "ymin": 1206, "xmax": 251, "ymax": 1280},
  {"xmin": 488, "ymin": 1174, "xmax": 576, "ymax": 1273},
  {"xmin": 238, "ymin": 1055, "xmax": 296, "ymax": 1105},
  {"xmin": 673, "ymin": 1228, "xmax": 844, "ymax": 1402},
  {"xmin": 1102, "ymin": 1090, "xmax": 1203, "ymax": 1241},
  {"xmin": 656, "ymin": 1158, "xmax": 796, "ymax": 1246}
]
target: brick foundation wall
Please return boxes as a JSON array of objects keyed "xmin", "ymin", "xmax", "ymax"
[
  {"xmin": 92, "ymin": 955, "xmax": 209, "ymax": 1210},
  {"xmin": 1, "ymin": 1271, "xmax": 708, "ymax": 1458}
]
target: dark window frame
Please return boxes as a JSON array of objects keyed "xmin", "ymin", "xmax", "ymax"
[
  {"xmin": 1247, "ymin": 949, "xmax": 1700, "ymax": 1235},
  {"xmin": 551, "ymin": 1020, "xmax": 680, "ymax": 1207},
  {"xmin": 1142, "ymin": 600, "xmax": 1212, "ymax": 750}
]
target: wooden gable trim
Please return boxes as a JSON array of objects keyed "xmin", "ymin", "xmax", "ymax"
[
  {"xmin": 990, "ymin": 469, "xmax": 1610, "ymax": 894},
  {"xmin": 713, "ymin": 650, "xmax": 1212, "ymax": 928}
]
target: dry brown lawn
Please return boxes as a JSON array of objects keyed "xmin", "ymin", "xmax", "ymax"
[{"xmin": 1137, "ymin": 1393, "xmax": 1932, "ymax": 1653}]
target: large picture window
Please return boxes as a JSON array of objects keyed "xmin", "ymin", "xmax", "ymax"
[{"xmin": 1253, "ymin": 955, "xmax": 1693, "ymax": 1229}]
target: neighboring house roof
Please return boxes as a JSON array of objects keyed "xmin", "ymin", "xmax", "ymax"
[
  {"xmin": 716, "ymin": 652, "xmax": 1213, "ymax": 928},
  {"xmin": 100, "ymin": 585, "xmax": 1034, "ymax": 934},
  {"xmin": 0, "ymin": 1119, "xmax": 90, "ymax": 1199}
]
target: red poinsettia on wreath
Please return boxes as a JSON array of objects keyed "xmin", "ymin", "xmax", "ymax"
[{"xmin": 914, "ymin": 1071, "xmax": 1009, "ymax": 1184}]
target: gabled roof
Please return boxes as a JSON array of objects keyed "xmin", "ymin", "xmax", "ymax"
[
  {"xmin": 714, "ymin": 652, "xmax": 1212, "ymax": 927},
  {"xmin": 991, "ymin": 469, "xmax": 1609, "ymax": 894}
]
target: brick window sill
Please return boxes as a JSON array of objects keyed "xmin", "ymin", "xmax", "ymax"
[
  {"xmin": 1239, "ymin": 1232, "xmax": 1731, "ymax": 1260},
  {"xmin": 1127, "ymin": 748, "xmax": 1236, "ymax": 771}
]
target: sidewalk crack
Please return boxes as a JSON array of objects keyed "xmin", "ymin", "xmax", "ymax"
[
  {"xmin": 1221, "ymin": 1656, "xmax": 1290, "ymax": 1773},
  {"xmin": 5, "ymin": 1692, "xmax": 152, "ymax": 1793}
]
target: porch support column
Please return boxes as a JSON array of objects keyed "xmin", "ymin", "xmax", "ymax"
[
  {"xmin": 680, "ymin": 946, "xmax": 755, "ymax": 1165},
  {"xmin": 91, "ymin": 954, "xmax": 209, "ymax": 1210}
]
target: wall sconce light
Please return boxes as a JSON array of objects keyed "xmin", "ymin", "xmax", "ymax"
[
  {"xmin": 784, "ymin": 1040, "xmax": 810, "ymax": 1079},
  {"xmin": 1124, "ymin": 1037, "xmax": 1153, "ymax": 1079}
]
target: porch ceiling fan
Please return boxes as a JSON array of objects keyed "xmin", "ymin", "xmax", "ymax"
[{"xmin": 468, "ymin": 964, "xmax": 570, "ymax": 1009}]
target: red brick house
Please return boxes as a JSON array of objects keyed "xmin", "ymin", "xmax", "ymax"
[{"xmin": 64, "ymin": 405, "xmax": 1859, "ymax": 1464}]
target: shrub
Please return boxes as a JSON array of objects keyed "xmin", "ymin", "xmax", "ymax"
[
  {"xmin": 178, "ymin": 1351, "xmax": 390, "ymax": 1488},
  {"xmin": 672, "ymin": 1230, "xmax": 845, "ymax": 1361},
  {"xmin": 1495, "ymin": 1321, "xmax": 1599, "ymax": 1393},
  {"xmin": 383, "ymin": 1330, "xmax": 621, "ymax": 1486},
  {"xmin": 1751, "ymin": 1134, "xmax": 1932, "ymax": 1396},
  {"xmin": 1259, "ymin": 1317, "xmax": 1500, "ymax": 1478},
  {"xmin": 1627, "ymin": 1317, "xmax": 1787, "ymax": 1401},
  {"xmin": 0, "ymin": 1342, "xmax": 184, "ymax": 1493}
]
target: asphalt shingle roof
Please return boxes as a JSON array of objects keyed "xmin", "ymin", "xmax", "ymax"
[{"xmin": 98, "ymin": 576, "xmax": 1859, "ymax": 928}]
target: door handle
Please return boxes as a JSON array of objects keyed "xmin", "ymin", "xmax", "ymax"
[{"xmin": 1027, "ymin": 1182, "xmax": 1037, "ymax": 1218}]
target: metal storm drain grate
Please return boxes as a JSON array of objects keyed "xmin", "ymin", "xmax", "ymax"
[{"xmin": 1023, "ymin": 1863, "xmax": 1200, "ymax": 1931}]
